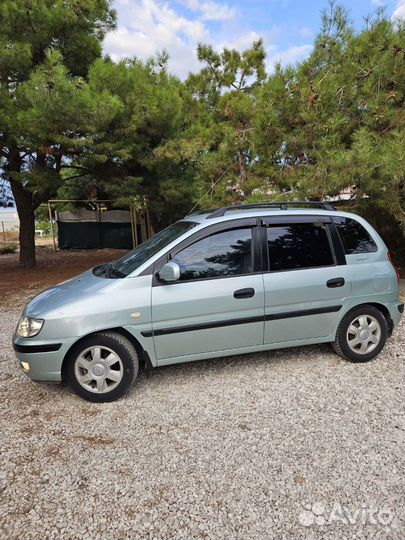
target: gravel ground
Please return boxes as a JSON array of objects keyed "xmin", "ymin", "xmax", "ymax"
[{"xmin": 0, "ymin": 302, "xmax": 404, "ymax": 540}]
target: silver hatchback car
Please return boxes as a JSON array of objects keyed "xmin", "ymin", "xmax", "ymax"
[{"xmin": 13, "ymin": 202, "xmax": 403, "ymax": 402}]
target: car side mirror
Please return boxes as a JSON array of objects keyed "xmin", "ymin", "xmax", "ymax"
[{"xmin": 158, "ymin": 261, "xmax": 181, "ymax": 282}]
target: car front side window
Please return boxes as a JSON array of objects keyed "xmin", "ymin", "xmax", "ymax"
[{"xmin": 172, "ymin": 228, "xmax": 253, "ymax": 281}]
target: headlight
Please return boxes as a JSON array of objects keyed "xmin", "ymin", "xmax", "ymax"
[{"xmin": 17, "ymin": 316, "xmax": 44, "ymax": 338}]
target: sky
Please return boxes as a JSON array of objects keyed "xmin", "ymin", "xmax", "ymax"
[{"xmin": 103, "ymin": 0, "xmax": 405, "ymax": 79}]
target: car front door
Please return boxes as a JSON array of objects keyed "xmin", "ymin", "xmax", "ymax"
[
  {"xmin": 150, "ymin": 220, "xmax": 265, "ymax": 363},
  {"xmin": 261, "ymin": 216, "xmax": 351, "ymax": 344}
]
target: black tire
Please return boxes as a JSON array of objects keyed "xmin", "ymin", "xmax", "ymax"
[
  {"xmin": 64, "ymin": 332, "xmax": 138, "ymax": 402},
  {"xmin": 332, "ymin": 304, "xmax": 388, "ymax": 363}
]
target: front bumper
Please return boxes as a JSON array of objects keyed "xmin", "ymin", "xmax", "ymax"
[{"xmin": 12, "ymin": 335, "xmax": 77, "ymax": 382}]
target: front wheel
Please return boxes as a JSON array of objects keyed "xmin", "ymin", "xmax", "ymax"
[
  {"xmin": 64, "ymin": 332, "xmax": 138, "ymax": 402},
  {"xmin": 332, "ymin": 305, "xmax": 388, "ymax": 363}
]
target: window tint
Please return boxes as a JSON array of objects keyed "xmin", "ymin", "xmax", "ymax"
[
  {"xmin": 173, "ymin": 228, "xmax": 252, "ymax": 280},
  {"xmin": 267, "ymin": 222, "xmax": 334, "ymax": 271},
  {"xmin": 333, "ymin": 217, "xmax": 377, "ymax": 254}
]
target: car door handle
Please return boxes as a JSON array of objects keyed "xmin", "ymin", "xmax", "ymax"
[
  {"xmin": 327, "ymin": 277, "xmax": 345, "ymax": 288},
  {"xmin": 234, "ymin": 288, "xmax": 255, "ymax": 299}
]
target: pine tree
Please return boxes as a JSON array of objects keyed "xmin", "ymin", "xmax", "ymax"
[
  {"xmin": 0, "ymin": 0, "xmax": 115, "ymax": 267},
  {"xmin": 158, "ymin": 40, "xmax": 267, "ymax": 209},
  {"xmin": 254, "ymin": 3, "xmax": 405, "ymax": 258}
]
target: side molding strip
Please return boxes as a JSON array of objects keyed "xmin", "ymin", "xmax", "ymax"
[
  {"xmin": 141, "ymin": 305, "xmax": 342, "ymax": 337},
  {"xmin": 141, "ymin": 315, "xmax": 263, "ymax": 337},
  {"xmin": 265, "ymin": 305, "xmax": 342, "ymax": 321}
]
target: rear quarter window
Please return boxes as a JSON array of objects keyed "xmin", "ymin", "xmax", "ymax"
[{"xmin": 333, "ymin": 217, "xmax": 377, "ymax": 254}]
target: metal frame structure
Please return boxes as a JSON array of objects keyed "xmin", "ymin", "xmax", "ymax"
[{"xmin": 46, "ymin": 199, "xmax": 152, "ymax": 251}]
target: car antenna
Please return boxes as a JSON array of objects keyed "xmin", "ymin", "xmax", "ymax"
[{"xmin": 187, "ymin": 164, "xmax": 233, "ymax": 216}]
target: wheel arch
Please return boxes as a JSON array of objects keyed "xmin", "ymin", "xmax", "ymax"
[
  {"xmin": 339, "ymin": 302, "xmax": 393, "ymax": 337},
  {"xmin": 61, "ymin": 327, "xmax": 152, "ymax": 380},
  {"xmin": 366, "ymin": 302, "xmax": 394, "ymax": 336}
]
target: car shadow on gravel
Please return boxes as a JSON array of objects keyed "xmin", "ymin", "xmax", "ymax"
[
  {"xmin": 154, "ymin": 342, "xmax": 337, "ymax": 373},
  {"xmin": 124, "ymin": 342, "xmax": 342, "ymax": 394}
]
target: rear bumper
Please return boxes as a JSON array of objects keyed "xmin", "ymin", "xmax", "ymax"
[
  {"xmin": 386, "ymin": 301, "xmax": 403, "ymax": 331},
  {"xmin": 12, "ymin": 335, "xmax": 76, "ymax": 382}
]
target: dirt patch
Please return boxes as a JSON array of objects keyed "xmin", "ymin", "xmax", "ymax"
[
  {"xmin": 80, "ymin": 407, "xmax": 100, "ymax": 417},
  {"xmin": 0, "ymin": 246, "xmax": 127, "ymax": 307},
  {"xmin": 45, "ymin": 447, "xmax": 62, "ymax": 459},
  {"xmin": 73, "ymin": 435, "xmax": 115, "ymax": 446},
  {"xmin": 20, "ymin": 426, "xmax": 35, "ymax": 435}
]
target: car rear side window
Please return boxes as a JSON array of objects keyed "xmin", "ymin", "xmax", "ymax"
[
  {"xmin": 267, "ymin": 222, "xmax": 334, "ymax": 271},
  {"xmin": 173, "ymin": 228, "xmax": 252, "ymax": 280},
  {"xmin": 333, "ymin": 217, "xmax": 377, "ymax": 254}
]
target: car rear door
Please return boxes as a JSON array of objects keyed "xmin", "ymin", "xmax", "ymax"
[
  {"xmin": 261, "ymin": 215, "xmax": 351, "ymax": 344},
  {"xmin": 149, "ymin": 219, "xmax": 265, "ymax": 363}
]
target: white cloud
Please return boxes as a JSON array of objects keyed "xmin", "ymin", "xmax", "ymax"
[
  {"xmin": 180, "ymin": 0, "xmax": 236, "ymax": 21},
  {"xmin": 371, "ymin": 0, "xmax": 385, "ymax": 6},
  {"xmin": 392, "ymin": 0, "xmax": 405, "ymax": 19},
  {"xmin": 104, "ymin": 0, "xmax": 313, "ymax": 79},
  {"xmin": 104, "ymin": 0, "xmax": 208, "ymax": 78},
  {"xmin": 266, "ymin": 44, "xmax": 313, "ymax": 71},
  {"xmin": 104, "ymin": 0, "xmax": 260, "ymax": 78},
  {"xmin": 299, "ymin": 26, "xmax": 313, "ymax": 39},
  {"xmin": 218, "ymin": 30, "xmax": 263, "ymax": 51}
]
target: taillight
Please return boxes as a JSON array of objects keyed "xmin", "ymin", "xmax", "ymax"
[{"xmin": 388, "ymin": 251, "xmax": 400, "ymax": 284}]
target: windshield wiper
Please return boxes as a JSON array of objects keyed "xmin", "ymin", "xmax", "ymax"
[
  {"xmin": 92, "ymin": 263, "xmax": 108, "ymax": 276},
  {"xmin": 104, "ymin": 263, "xmax": 126, "ymax": 279},
  {"xmin": 92, "ymin": 263, "xmax": 125, "ymax": 279}
]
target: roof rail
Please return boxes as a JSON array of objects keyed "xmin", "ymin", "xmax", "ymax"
[
  {"xmin": 206, "ymin": 201, "xmax": 336, "ymax": 219},
  {"xmin": 187, "ymin": 207, "xmax": 218, "ymax": 216}
]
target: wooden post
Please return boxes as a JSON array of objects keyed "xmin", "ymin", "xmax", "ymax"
[
  {"xmin": 140, "ymin": 209, "xmax": 147, "ymax": 244},
  {"xmin": 1, "ymin": 221, "xmax": 6, "ymax": 242},
  {"xmin": 130, "ymin": 200, "xmax": 136, "ymax": 249},
  {"xmin": 48, "ymin": 201, "xmax": 57, "ymax": 251},
  {"xmin": 134, "ymin": 208, "xmax": 139, "ymax": 247},
  {"xmin": 146, "ymin": 208, "xmax": 152, "ymax": 238}
]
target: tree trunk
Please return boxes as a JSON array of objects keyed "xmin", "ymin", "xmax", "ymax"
[
  {"xmin": 6, "ymin": 145, "xmax": 37, "ymax": 268},
  {"xmin": 9, "ymin": 179, "xmax": 36, "ymax": 268}
]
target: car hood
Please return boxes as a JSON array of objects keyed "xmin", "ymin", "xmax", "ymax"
[{"xmin": 25, "ymin": 269, "xmax": 111, "ymax": 318}]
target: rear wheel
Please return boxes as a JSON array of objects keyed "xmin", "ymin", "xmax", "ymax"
[
  {"xmin": 332, "ymin": 305, "xmax": 388, "ymax": 363},
  {"xmin": 65, "ymin": 332, "xmax": 138, "ymax": 402}
]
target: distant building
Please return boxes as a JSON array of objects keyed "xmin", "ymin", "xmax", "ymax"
[{"xmin": 0, "ymin": 207, "xmax": 19, "ymax": 231}]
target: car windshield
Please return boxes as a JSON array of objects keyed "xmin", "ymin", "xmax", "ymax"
[{"xmin": 93, "ymin": 220, "xmax": 198, "ymax": 278}]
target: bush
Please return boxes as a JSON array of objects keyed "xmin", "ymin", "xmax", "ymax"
[
  {"xmin": 36, "ymin": 220, "xmax": 52, "ymax": 236},
  {"xmin": 0, "ymin": 243, "xmax": 18, "ymax": 254}
]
